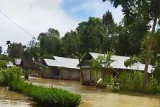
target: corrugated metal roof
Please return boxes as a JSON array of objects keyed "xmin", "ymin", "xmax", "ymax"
[
  {"xmin": 14, "ymin": 59, "xmax": 22, "ymax": 65},
  {"xmin": 44, "ymin": 57, "xmax": 80, "ymax": 69},
  {"xmin": 44, "ymin": 59, "xmax": 61, "ymax": 67},
  {"xmin": 89, "ymin": 52, "xmax": 154, "ymax": 73},
  {"xmin": 54, "ymin": 56, "xmax": 80, "ymax": 69}
]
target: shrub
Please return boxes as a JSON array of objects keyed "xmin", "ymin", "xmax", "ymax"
[
  {"xmin": 146, "ymin": 75, "xmax": 160, "ymax": 94},
  {"xmin": 119, "ymin": 72, "xmax": 132, "ymax": 90},
  {"xmin": 132, "ymin": 71, "xmax": 143, "ymax": 91},
  {"xmin": 9, "ymin": 80, "xmax": 81, "ymax": 107},
  {"xmin": 104, "ymin": 76, "xmax": 119, "ymax": 91},
  {"xmin": 119, "ymin": 71, "xmax": 144, "ymax": 91},
  {"xmin": 153, "ymin": 63, "xmax": 160, "ymax": 83},
  {"xmin": 0, "ymin": 60, "xmax": 7, "ymax": 69},
  {"xmin": 0, "ymin": 67, "xmax": 23, "ymax": 86}
]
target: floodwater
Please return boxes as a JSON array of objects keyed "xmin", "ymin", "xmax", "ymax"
[
  {"xmin": 0, "ymin": 87, "xmax": 36, "ymax": 107},
  {"xmin": 0, "ymin": 77, "xmax": 159, "ymax": 107},
  {"xmin": 30, "ymin": 78, "xmax": 160, "ymax": 107}
]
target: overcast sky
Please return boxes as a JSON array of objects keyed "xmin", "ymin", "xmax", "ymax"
[{"xmin": 0, "ymin": 0, "xmax": 123, "ymax": 51}]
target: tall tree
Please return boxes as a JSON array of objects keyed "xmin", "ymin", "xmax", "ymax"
[
  {"xmin": 103, "ymin": 0, "xmax": 160, "ymax": 89},
  {"xmin": 62, "ymin": 31, "xmax": 80, "ymax": 57},
  {"xmin": 48, "ymin": 28, "xmax": 60, "ymax": 37},
  {"xmin": 38, "ymin": 28, "xmax": 61, "ymax": 56},
  {"xmin": 103, "ymin": 10, "xmax": 114, "ymax": 35},
  {"xmin": 0, "ymin": 46, "xmax": 2, "ymax": 54},
  {"xmin": 115, "ymin": 19, "xmax": 149, "ymax": 56},
  {"xmin": 23, "ymin": 38, "xmax": 41, "ymax": 59},
  {"xmin": 6, "ymin": 41, "xmax": 11, "ymax": 54},
  {"xmin": 9, "ymin": 43, "xmax": 24, "ymax": 58},
  {"xmin": 77, "ymin": 17, "xmax": 107, "ymax": 53}
]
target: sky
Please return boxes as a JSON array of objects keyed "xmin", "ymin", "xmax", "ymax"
[{"xmin": 0, "ymin": 0, "xmax": 123, "ymax": 51}]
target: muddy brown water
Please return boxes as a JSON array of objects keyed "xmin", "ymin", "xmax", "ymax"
[
  {"xmin": 0, "ymin": 87, "xmax": 36, "ymax": 107},
  {"xmin": 30, "ymin": 78, "xmax": 160, "ymax": 107},
  {"xmin": 0, "ymin": 77, "xmax": 159, "ymax": 107}
]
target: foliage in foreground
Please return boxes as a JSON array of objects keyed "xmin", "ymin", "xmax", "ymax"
[
  {"xmin": 9, "ymin": 81, "xmax": 81, "ymax": 107},
  {"xmin": 0, "ymin": 66, "xmax": 23, "ymax": 86},
  {"xmin": 119, "ymin": 72, "xmax": 160, "ymax": 94},
  {"xmin": 0, "ymin": 64, "xmax": 81, "ymax": 107},
  {"xmin": 119, "ymin": 71, "xmax": 143, "ymax": 91}
]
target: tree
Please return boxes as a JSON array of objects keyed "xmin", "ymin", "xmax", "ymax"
[
  {"xmin": 6, "ymin": 41, "xmax": 11, "ymax": 46},
  {"xmin": 102, "ymin": 10, "xmax": 114, "ymax": 35},
  {"xmin": 124, "ymin": 56, "xmax": 140, "ymax": 68},
  {"xmin": 62, "ymin": 31, "xmax": 80, "ymax": 57},
  {"xmin": 115, "ymin": 20, "xmax": 149, "ymax": 56},
  {"xmin": 23, "ymin": 38, "xmax": 41, "ymax": 59},
  {"xmin": 6, "ymin": 41, "xmax": 11, "ymax": 54},
  {"xmin": 77, "ymin": 17, "xmax": 107, "ymax": 53},
  {"xmin": 9, "ymin": 43, "xmax": 24, "ymax": 58},
  {"xmin": 101, "ymin": 19, "xmax": 122, "ymax": 53},
  {"xmin": 103, "ymin": 0, "xmax": 160, "ymax": 89},
  {"xmin": 48, "ymin": 28, "xmax": 60, "ymax": 37},
  {"xmin": 0, "ymin": 46, "xmax": 2, "ymax": 54},
  {"xmin": 38, "ymin": 28, "xmax": 61, "ymax": 56}
]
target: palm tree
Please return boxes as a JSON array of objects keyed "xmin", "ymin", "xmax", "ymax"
[
  {"xmin": 6, "ymin": 41, "xmax": 11, "ymax": 55},
  {"xmin": 0, "ymin": 46, "xmax": 2, "ymax": 54}
]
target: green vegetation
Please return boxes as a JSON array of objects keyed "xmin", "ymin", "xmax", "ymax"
[
  {"xmin": 0, "ymin": 0, "xmax": 159, "ymax": 96},
  {"xmin": 9, "ymin": 81, "xmax": 81, "ymax": 107},
  {"xmin": 90, "ymin": 52, "xmax": 114, "ymax": 81},
  {"xmin": 119, "ymin": 72, "xmax": 143, "ymax": 91},
  {"xmin": 0, "ymin": 67, "xmax": 23, "ymax": 86},
  {"xmin": 103, "ymin": 0, "xmax": 160, "ymax": 90},
  {"xmin": 90, "ymin": 53, "xmax": 160, "ymax": 94},
  {"xmin": 0, "ymin": 61, "xmax": 81, "ymax": 107}
]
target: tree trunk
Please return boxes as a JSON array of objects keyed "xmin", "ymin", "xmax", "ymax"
[
  {"xmin": 143, "ymin": 17, "xmax": 158, "ymax": 89},
  {"xmin": 79, "ymin": 58, "xmax": 84, "ymax": 85}
]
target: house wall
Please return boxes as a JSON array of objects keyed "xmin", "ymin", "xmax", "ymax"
[
  {"xmin": 42, "ymin": 67, "xmax": 60, "ymax": 79},
  {"xmin": 82, "ymin": 68, "xmax": 114, "ymax": 83},
  {"xmin": 82, "ymin": 68, "xmax": 91, "ymax": 82},
  {"xmin": 102, "ymin": 68, "xmax": 114, "ymax": 78},
  {"xmin": 82, "ymin": 67, "xmax": 144, "ymax": 83},
  {"xmin": 60, "ymin": 69, "xmax": 80, "ymax": 80}
]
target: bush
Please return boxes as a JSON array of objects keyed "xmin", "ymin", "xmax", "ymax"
[
  {"xmin": 153, "ymin": 63, "xmax": 160, "ymax": 83},
  {"xmin": 119, "ymin": 72, "xmax": 132, "ymax": 90},
  {"xmin": 0, "ymin": 67, "xmax": 23, "ymax": 86},
  {"xmin": 146, "ymin": 75, "xmax": 160, "ymax": 94},
  {"xmin": 9, "ymin": 80, "xmax": 81, "ymax": 107},
  {"xmin": 0, "ymin": 60, "xmax": 7, "ymax": 69},
  {"xmin": 119, "ymin": 71, "xmax": 143, "ymax": 91},
  {"xmin": 104, "ymin": 76, "xmax": 119, "ymax": 91},
  {"xmin": 132, "ymin": 71, "xmax": 143, "ymax": 91}
]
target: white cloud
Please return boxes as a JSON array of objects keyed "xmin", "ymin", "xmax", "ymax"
[
  {"xmin": 0, "ymin": 0, "xmax": 79, "ymax": 51},
  {"xmin": 0, "ymin": 0, "xmax": 123, "ymax": 52},
  {"xmin": 69, "ymin": 0, "xmax": 123, "ymax": 23}
]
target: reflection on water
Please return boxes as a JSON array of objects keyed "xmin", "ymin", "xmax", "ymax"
[
  {"xmin": 0, "ymin": 87, "xmax": 36, "ymax": 107},
  {"xmin": 31, "ymin": 78, "xmax": 160, "ymax": 107}
]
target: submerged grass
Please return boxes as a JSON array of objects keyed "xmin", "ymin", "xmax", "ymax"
[
  {"xmin": 9, "ymin": 80, "xmax": 81, "ymax": 107},
  {"xmin": 0, "ymin": 63, "xmax": 81, "ymax": 107}
]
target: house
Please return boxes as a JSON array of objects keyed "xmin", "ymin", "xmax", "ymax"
[
  {"xmin": 80, "ymin": 52, "xmax": 154, "ymax": 83},
  {"xmin": 20, "ymin": 59, "xmax": 39, "ymax": 70},
  {"xmin": 44, "ymin": 56, "xmax": 80, "ymax": 80}
]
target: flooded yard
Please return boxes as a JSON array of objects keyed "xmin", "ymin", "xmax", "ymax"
[
  {"xmin": 0, "ymin": 87, "xmax": 36, "ymax": 107},
  {"xmin": 30, "ymin": 78, "xmax": 160, "ymax": 107},
  {"xmin": 0, "ymin": 78, "xmax": 159, "ymax": 107}
]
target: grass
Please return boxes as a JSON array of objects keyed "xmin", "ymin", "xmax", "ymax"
[{"xmin": 9, "ymin": 80, "xmax": 81, "ymax": 107}]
